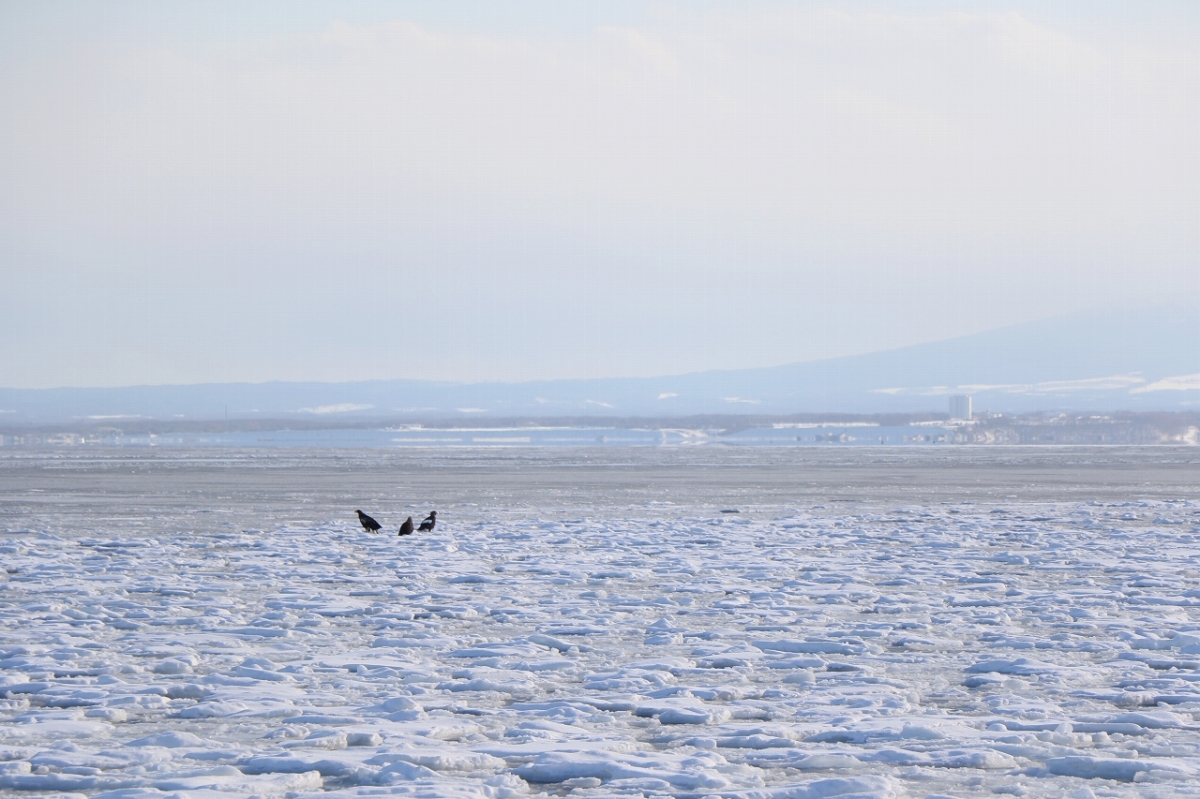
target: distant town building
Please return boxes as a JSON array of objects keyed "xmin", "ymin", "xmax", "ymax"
[{"xmin": 949, "ymin": 395, "xmax": 973, "ymax": 420}]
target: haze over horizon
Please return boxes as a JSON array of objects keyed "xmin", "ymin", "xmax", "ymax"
[
  {"xmin": 2, "ymin": 306, "xmax": 1196, "ymax": 424},
  {"xmin": 2, "ymin": 1, "xmax": 1197, "ymax": 390}
]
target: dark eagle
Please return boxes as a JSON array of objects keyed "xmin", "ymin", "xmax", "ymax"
[{"xmin": 355, "ymin": 509, "xmax": 382, "ymax": 533}]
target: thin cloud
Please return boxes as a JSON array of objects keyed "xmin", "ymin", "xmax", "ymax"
[
  {"xmin": 1130, "ymin": 373, "xmax": 1200, "ymax": 393},
  {"xmin": 298, "ymin": 403, "xmax": 375, "ymax": 414}
]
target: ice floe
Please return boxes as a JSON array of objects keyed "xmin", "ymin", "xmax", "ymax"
[{"xmin": 1, "ymin": 454, "xmax": 1199, "ymax": 797}]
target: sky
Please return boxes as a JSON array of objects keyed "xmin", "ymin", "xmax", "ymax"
[{"xmin": 1, "ymin": 1, "xmax": 1197, "ymax": 389}]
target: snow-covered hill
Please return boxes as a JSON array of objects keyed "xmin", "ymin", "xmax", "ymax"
[{"xmin": 2, "ymin": 307, "xmax": 1196, "ymax": 424}]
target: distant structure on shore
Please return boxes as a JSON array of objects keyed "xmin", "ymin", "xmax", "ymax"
[{"xmin": 949, "ymin": 395, "xmax": 973, "ymax": 420}]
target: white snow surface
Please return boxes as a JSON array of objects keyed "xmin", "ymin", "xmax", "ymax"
[{"xmin": 1, "ymin": 448, "xmax": 1199, "ymax": 798}]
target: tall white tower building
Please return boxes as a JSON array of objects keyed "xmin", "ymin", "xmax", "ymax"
[{"xmin": 949, "ymin": 395, "xmax": 973, "ymax": 420}]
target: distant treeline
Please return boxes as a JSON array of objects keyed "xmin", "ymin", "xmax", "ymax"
[
  {"xmin": 1, "ymin": 412, "xmax": 944, "ymax": 437},
  {"xmin": 3, "ymin": 411, "xmax": 1199, "ymax": 445}
]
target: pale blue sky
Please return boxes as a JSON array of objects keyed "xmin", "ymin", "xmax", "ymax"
[{"xmin": 1, "ymin": 1, "xmax": 1196, "ymax": 388}]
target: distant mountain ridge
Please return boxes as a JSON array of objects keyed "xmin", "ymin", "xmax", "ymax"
[{"xmin": 2, "ymin": 307, "xmax": 1196, "ymax": 426}]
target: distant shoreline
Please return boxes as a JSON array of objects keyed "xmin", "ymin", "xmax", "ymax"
[{"xmin": 1, "ymin": 410, "xmax": 1196, "ymax": 447}]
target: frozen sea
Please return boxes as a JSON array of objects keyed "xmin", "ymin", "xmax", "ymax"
[{"xmin": 1, "ymin": 446, "xmax": 1199, "ymax": 799}]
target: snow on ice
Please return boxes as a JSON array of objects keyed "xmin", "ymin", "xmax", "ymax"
[{"xmin": 0, "ymin": 449, "xmax": 1199, "ymax": 798}]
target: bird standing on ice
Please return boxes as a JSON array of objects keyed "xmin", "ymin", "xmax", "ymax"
[
  {"xmin": 398, "ymin": 517, "xmax": 414, "ymax": 536},
  {"xmin": 355, "ymin": 510, "xmax": 382, "ymax": 533},
  {"xmin": 417, "ymin": 511, "xmax": 437, "ymax": 532}
]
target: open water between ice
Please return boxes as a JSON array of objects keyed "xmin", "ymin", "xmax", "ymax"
[{"xmin": 1, "ymin": 447, "xmax": 1199, "ymax": 799}]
